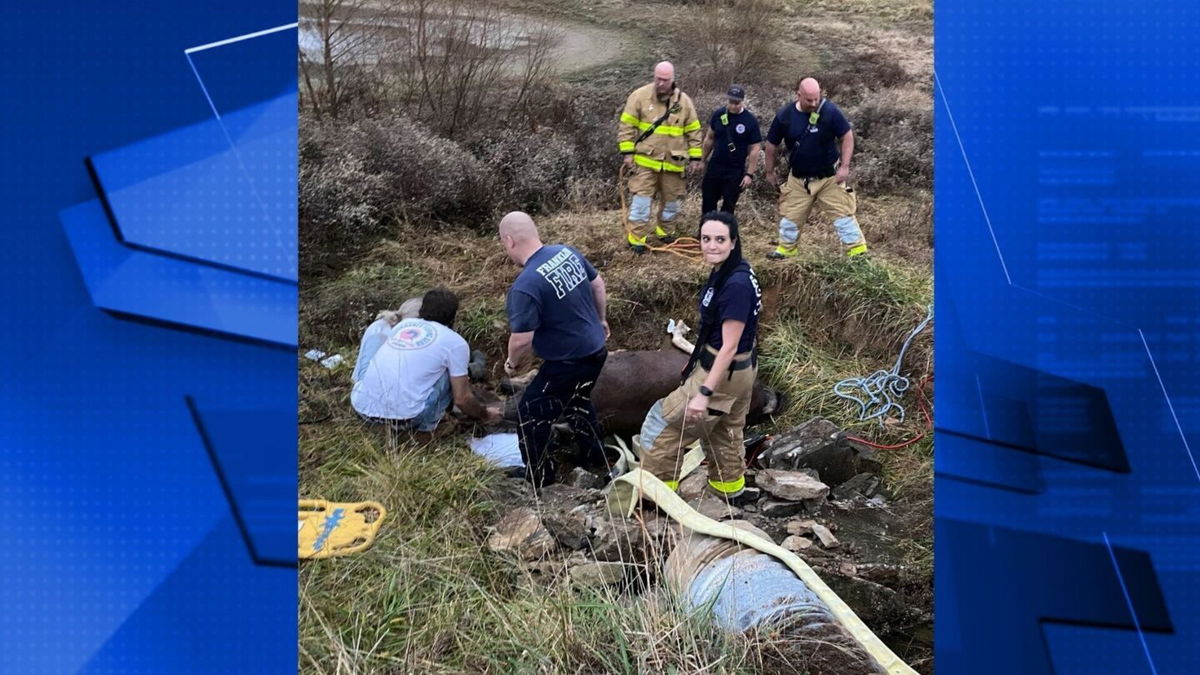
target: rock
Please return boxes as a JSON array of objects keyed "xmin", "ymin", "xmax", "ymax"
[
  {"xmin": 838, "ymin": 562, "xmax": 858, "ymax": 576},
  {"xmin": 742, "ymin": 503, "xmax": 758, "ymax": 513},
  {"xmin": 756, "ymin": 469, "xmax": 830, "ymax": 502},
  {"xmin": 689, "ymin": 497, "xmax": 743, "ymax": 521},
  {"xmin": 487, "ymin": 507, "xmax": 557, "ymax": 560},
  {"xmin": 567, "ymin": 467, "xmax": 604, "ymax": 490},
  {"xmin": 823, "ymin": 575, "xmax": 904, "ymax": 627},
  {"xmin": 760, "ymin": 417, "xmax": 880, "ymax": 486},
  {"xmin": 760, "ymin": 499, "xmax": 806, "ymax": 518},
  {"xmin": 569, "ymin": 561, "xmax": 636, "ymax": 587},
  {"xmin": 541, "ymin": 482, "xmax": 602, "ymax": 506},
  {"xmin": 589, "ymin": 517, "xmax": 647, "ymax": 563},
  {"xmin": 782, "ymin": 535, "xmax": 813, "ymax": 552},
  {"xmin": 856, "ymin": 563, "xmax": 908, "ymax": 588},
  {"xmin": 832, "ymin": 472, "xmax": 881, "ymax": 500},
  {"xmin": 810, "ymin": 523, "xmax": 840, "ymax": 549},
  {"xmin": 468, "ymin": 349, "xmax": 487, "ymax": 381},
  {"xmin": 741, "ymin": 486, "xmax": 762, "ymax": 501},
  {"xmin": 542, "ymin": 510, "xmax": 590, "ymax": 550},
  {"xmin": 677, "ymin": 471, "xmax": 708, "ymax": 501},
  {"xmin": 800, "ymin": 467, "xmax": 822, "ymax": 482},
  {"xmin": 640, "ymin": 513, "xmax": 670, "ymax": 539},
  {"xmin": 522, "ymin": 559, "xmax": 566, "ymax": 582},
  {"xmin": 786, "ymin": 519, "xmax": 817, "ymax": 536}
]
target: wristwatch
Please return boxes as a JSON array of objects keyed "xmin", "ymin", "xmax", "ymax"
[{"xmin": 698, "ymin": 385, "xmax": 714, "ymax": 397}]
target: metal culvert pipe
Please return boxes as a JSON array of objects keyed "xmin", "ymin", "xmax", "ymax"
[
  {"xmin": 665, "ymin": 520, "xmax": 884, "ymax": 673},
  {"xmin": 608, "ymin": 461, "xmax": 914, "ymax": 673}
]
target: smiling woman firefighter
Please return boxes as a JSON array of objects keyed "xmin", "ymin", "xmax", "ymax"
[{"xmin": 638, "ymin": 211, "xmax": 762, "ymax": 504}]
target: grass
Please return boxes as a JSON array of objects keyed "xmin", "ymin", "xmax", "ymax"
[
  {"xmin": 301, "ymin": 258, "xmax": 431, "ymax": 350},
  {"xmin": 298, "ymin": 422, "xmax": 888, "ymax": 674},
  {"xmin": 299, "ymin": 400, "xmax": 765, "ymax": 674}
]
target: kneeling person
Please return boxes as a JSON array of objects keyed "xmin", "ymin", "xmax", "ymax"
[{"xmin": 351, "ymin": 287, "xmax": 499, "ymax": 433}]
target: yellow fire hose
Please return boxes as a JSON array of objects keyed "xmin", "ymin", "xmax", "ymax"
[{"xmin": 606, "ymin": 443, "xmax": 916, "ymax": 675}]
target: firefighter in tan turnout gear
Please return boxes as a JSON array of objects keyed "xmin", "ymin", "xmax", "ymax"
[{"xmin": 618, "ymin": 61, "xmax": 703, "ymax": 253}]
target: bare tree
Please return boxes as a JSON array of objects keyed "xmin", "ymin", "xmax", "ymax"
[
  {"xmin": 386, "ymin": 0, "xmax": 557, "ymax": 137},
  {"xmin": 510, "ymin": 22, "xmax": 559, "ymax": 122},
  {"xmin": 686, "ymin": 0, "xmax": 776, "ymax": 90},
  {"xmin": 299, "ymin": 0, "xmax": 384, "ymax": 119}
]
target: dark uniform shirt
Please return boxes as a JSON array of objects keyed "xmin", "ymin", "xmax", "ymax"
[
  {"xmin": 766, "ymin": 99, "xmax": 851, "ymax": 179},
  {"xmin": 700, "ymin": 260, "xmax": 762, "ymax": 354},
  {"xmin": 507, "ymin": 245, "xmax": 605, "ymax": 360},
  {"xmin": 706, "ymin": 107, "xmax": 763, "ymax": 178}
]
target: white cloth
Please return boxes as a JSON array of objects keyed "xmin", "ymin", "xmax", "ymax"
[
  {"xmin": 352, "ymin": 318, "xmax": 394, "ymax": 383},
  {"xmin": 468, "ymin": 433, "xmax": 523, "ymax": 468},
  {"xmin": 351, "ymin": 318, "xmax": 469, "ymax": 420}
]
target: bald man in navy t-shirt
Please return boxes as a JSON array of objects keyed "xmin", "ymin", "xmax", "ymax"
[{"xmin": 499, "ymin": 211, "xmax": 610, "ymax": 487}]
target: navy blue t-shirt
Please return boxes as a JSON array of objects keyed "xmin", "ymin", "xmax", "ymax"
[
  {"xmin": 707, "ymin": 107, "xmax": 762, "ymax": 178},
  {"xmin": 700, "ymin": 261, "xmax": 762, "ymax": 354},
  {"xmin": 507, "ymin": 244, "xmax": 606, "ymax": 361},
  {"xmin": 766, "ymin": 99, "xmax": 851, "ymax": 178}
]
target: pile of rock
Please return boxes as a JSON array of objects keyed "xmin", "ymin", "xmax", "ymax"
[
  {"xmin": 779, "ymin": 518, "xmax": 840, "ymax": 553},
  {"xmin": 756, "ymin": 418, "xmax": 880, "ymax": 486},
  {"xmin": 484, "ymin": 483, "xmax": 670, "ymax": 588},
  {"xmin": 483, "ymin": 417, "xmax": 890, "ymax": 588}
]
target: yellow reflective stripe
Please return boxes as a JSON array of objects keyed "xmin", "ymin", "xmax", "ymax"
[
  {"xmin": 632, "ymin": 154, "xmax": 661, "ymax": 171},
  {"xmin": 627, "ymin": 232, "xmax": 647, "ymax": 245},
  {"xmin": 708, "ymin": 476, "xmax": 746, "ymax": 494},
  {"xmin": 664, "ymin": 480, "xmax": 679, "ymax": 491},
  {"xmin": 688, "ymin": 147, "xmax": 703, "ymax": 158},
  {"xmin": 773, "ymin": 245, "xmax": 799, "ymax": 257},
  {"xmin": 620, "ymin": 112, "xmax": 644, "ymax": 128},
  {"xmin": 632, "ymin": 154, "xmax": 685, "ymax": 173},
  {"xmin": 652, "ymin": 125, "xmax": 684, "ymax": 136},
  {"xmin": 683, "ymin": 120, "xmax": 702, "ymax": 133},
  {"xmin": 618, "ymin": 141, "xmax": 635, "ymax": 153},
  {"xmin": 847, "ymin": 243, "xmax": 869, "ymax": 256}
]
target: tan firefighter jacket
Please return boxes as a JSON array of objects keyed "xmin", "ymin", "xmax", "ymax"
[{"xmin": 617, "ymin": 83, "xmax": 703, "ymax": 173}]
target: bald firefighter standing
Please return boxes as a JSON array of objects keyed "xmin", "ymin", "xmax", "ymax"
[
  {"xmin": 765, "ymin": 77, "xmax": 868, "ymax": 258},
  {"xmin": 617, "ymin": 61, "xmax": 703, "ymax": 254}
]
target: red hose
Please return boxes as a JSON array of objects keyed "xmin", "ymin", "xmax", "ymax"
[{"xmin": 843, "ymin": 373, "xmax": 933, "ymax": 451}]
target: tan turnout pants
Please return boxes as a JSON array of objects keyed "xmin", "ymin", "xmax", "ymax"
[
  {"xmin": 778, "ymin": 174, "xmax": 868, "ymax": 256},
  {"xmin": 640, "ymin": 351, "xmax": 755, "ymax": 494},
  {"xmin": 627, "ymin": 167, "xmax": 686, "ymax": 243}
]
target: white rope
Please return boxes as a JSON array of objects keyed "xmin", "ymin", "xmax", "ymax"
[{"xmin": 833, "ymin": 305, "xmax": 933, "ymax": 425}]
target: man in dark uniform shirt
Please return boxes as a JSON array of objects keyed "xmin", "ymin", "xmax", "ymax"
[
  {"xmin": 763, "ymin": 77, "xmax": 868, "ymax": 258},
  {"xmin": 500, "ymin": 211, "xmax": 610, "ymax": 488},
  {"xmin": 700, "ymin": 85, "xmax": 763, "ymax": 217}
]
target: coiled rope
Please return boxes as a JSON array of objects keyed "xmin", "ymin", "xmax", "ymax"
[{"xmin": 833, "ymin": 304, "xmax": 933, "ymax": 425}]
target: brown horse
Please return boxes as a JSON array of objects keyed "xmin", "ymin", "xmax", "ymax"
[{"xmin": 502, "ymin": 350, "xmax": 785, "ymax": 437}]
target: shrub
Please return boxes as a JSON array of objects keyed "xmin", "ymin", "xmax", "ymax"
[
  {"xmin": 299, "ymin": 114, "xmax": 498, "ymax": 274},
  {"xmin": 846, "ymin": 88, "xmax": 932, "ymax": 195}
]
